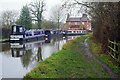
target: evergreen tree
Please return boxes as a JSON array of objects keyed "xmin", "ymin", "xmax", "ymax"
[{"xmin": 16, "ymin": 5, "xmax": 32, "ymax": 30}]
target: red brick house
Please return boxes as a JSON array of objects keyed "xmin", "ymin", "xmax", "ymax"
[{"xmin": 64, "ymin": 14, "xmax": 92, "ymax": 31}]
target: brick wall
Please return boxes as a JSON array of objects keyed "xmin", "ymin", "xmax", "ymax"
[{"xmin": 66, "ymin": 22, "xmax": 81, "ymax": 30}]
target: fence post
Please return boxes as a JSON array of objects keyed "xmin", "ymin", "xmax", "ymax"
[
  {"xmin": 118, "ymin": 44, "xmax": 120, "ymax": 62},
  {"xmin": 114, "ymin": 40, "xmax": 116, "ymax": 58},
  {"xmin": 110, "ymin": 41, "xmax": 112, "ymax": 56},
  {"xmin": 108, "ymin": 40, "xmax": 120, "ymax": 62},
  {"xmin": 108, "ymin": 40, "xmax": 109, "ymax": 53}
]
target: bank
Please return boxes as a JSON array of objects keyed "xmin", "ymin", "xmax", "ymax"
[
  {"xmin": 0, "ymin": 39, "xmax": 9, "ymax": 43},
  {"xmin": 24, "ymin": 33, "xmax": 112, "ymax": 78},
  {"xmin": 87, "ymin": 37, "xmax": 120, "ymax": 77}
]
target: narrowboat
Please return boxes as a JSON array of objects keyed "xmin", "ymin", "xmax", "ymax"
[{"xmin": 10, "ymin": 25, "xmax": 45, "ymax": 42}]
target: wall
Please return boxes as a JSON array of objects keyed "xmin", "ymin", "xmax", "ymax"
[
  {"xmin": 66, "ymin": 22, "xmax": 81, "ymax": 30},
  {"xmin": 65, "ymin": 19, "xmax": 92, "ymax": 31}
]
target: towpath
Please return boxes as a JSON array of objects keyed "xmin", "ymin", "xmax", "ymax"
[{"xmin": 84, "ymin": 37, "xmax": 118, "ymax": 78}]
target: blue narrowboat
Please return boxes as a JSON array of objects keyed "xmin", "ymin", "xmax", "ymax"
[
  {"xmin": 45, "ymin": 29, "xmax": 63, "ymax": 38},
  {"xmin": 63, "ymin": 30, "xmax": 86, "ymax": 35},
  {"xmin": 10, "ymin": 25, "xmax": 45, "ymax": 42}
]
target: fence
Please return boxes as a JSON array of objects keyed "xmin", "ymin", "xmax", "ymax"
[{"xmin": 108, "ymin": 40, "xmax": 120, "ymax": 62}]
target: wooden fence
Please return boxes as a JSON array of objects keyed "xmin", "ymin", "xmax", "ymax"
[{"xmin": 108, "ymin": 40, "xmax": 120, "ymax": 62}]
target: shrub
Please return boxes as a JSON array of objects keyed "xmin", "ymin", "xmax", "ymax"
[{"xmin": 0, "ymin": 28, "xmax": 11, "ymax": 39}]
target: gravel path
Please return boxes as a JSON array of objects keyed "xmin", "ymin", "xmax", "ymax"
[{"xmin": 84, "ymin": 37, "xmax": 119, "ymax": 78}]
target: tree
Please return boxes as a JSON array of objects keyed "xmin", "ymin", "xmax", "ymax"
[
  {"xmin": 88, "ymin": 2, "xmax": 119, "ymax": 53},
  {"xmin": 16, "ymin": 5, "xmax": 32, "ymax": 30},
  {"xmin": 29, "ymin": 0, "xmax": 45, "ymax": 29},
  {"xmin": 63, "ymin": 0, "xmax": 120, "ymax": 53},
  {"xmin": 63, "ymin": 0, "xmax": 89, "ymax": 17},
  {"xmin": 41, "ymin": 19, "xmax": 57, "ymax": 29},
  {"xmin": 0, "ymin": 17, "xmax": 2, "ymax": 27},
  {"xmin": 50, "ymin": 4, "xmax": 66, "ymax": 30},
  {"xmin": 1, "ymin": 10, "xmax": 18, "ymax": 28}
]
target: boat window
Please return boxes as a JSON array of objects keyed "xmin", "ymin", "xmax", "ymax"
[
  {"xmin": 19, "ymin": 27, "xmax": 23, "ymax": 32},
  {"xmin": 42, "ymin": 31, "xmax": 44, "ymax": 34},
  {"xmin": 13, "ymin": 26, "xmax": 16, "ymax": 32}
]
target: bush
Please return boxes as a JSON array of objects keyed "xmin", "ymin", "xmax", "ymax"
[{"xmin": 0, "ymin": 28, "xmax": 11, "ymax": 39}]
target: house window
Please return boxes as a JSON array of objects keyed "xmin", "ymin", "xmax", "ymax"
[
  {"xmin": 69, "ymin": 22, "xmax": 71, "ymax": 25},
  {"xmin": 75, "ymin": 22, "xmax": 77, "ymax": 25},
  {"xmin": 69, "ymin": 27, "xmax": 70, "ymax": 30},
  {"xmin": 89, "ymin": 25, "xmax": 91, "ymax": 30},
  {"xmin": 82, "ymin": 22, "xmax": 84, "ymax": 25},
  {"xmin": 87, "ymin": 25, "xmax": 89, "ymax": 29}
]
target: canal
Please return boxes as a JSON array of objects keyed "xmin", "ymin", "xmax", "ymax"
[{"xmin": 0, "ymin": 35, "xmax": 80, "ymax": 78}]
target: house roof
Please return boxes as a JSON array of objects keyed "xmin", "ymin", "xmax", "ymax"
[
  {"xmin": 70, "ymin": 25, "xmax": 80, "ymax": 28},
  {"xmin": 82, "ymin": 17, "xmax": 87, "ymax": 22},
  {"xmin": 66, "ymin": 17, "xmax": 88, "ymax": 22},
  {"xmin": 66, "ymin": 18, "xmax": 81, "ymax": 22}
]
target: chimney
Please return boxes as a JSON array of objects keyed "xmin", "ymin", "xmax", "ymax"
[
  {"xmin": 80, "ymin": 18, "xmax": 82, "ymax": 22},
  {"xmin": 82, "ymin": 14, "xmax": 87, "ymax": 17},
  {"xmin": 67, "ymin": 13, "xmax": 70, "ymax": 20}
]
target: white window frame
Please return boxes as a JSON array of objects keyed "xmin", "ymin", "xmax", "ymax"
[
  {"xmin": 75, "ymin": 22, "xmax": 77, "ymax": 25},
  {"xmin": 82, "ymin": 22, "xmax": 84, "ymax": 25},
  {"xmin": 87, "ymin": 25, "xmax": 89, "ymax": 29},
  {"xmin": 69, "ymin": 27, "xmax": 70, "ymax": 30},
  {"xmin": 89, "ymin": 25, "xmax": 91, "ymax": 30},
  {"xmin": 69, "ymin": 22, "xmax": 71, "ymax": 25}
]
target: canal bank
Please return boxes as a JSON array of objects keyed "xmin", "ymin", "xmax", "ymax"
[
  {"xmin": 87, "ymin": 38, "xmax": 120, "ymax": 78},
  {"xmin": 1, "ymin": 35, "xmax": 80, "ymax": 78},
  {"xmin": 24, "ymin": 33, "xmax": 111, "ymax": 78},
  {"xmin": 0, "ymin": 39, "xmax": 9, "ymax": 43}
]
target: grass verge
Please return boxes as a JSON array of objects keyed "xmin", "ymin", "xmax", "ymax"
[
  {"xmin": 87, "ymin": 37, "xmax": 120, "ymax": 77},
  {"xmin": 0, "ymin": 38, "xmax": 9, "ymax": 41},
  {"xmin": 24, "ymin": 33, "xmax": 110, "ymax": 78}
]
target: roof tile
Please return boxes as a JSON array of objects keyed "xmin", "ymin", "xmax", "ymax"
[{"xmin": 66, "ymin": 17, "xmax": 88, "ymax": 22}]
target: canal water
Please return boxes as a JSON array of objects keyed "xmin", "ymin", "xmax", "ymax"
[{"xmin": 0, "ymin": 35, "xmax": 80, "ymax": 78}]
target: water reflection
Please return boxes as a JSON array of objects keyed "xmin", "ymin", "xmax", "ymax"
[
  {"xmin": 1, "ymin": 35, "xmax": 80, "ymax": 78},
  {"xmin": 10, "ymin": 37, "xmax": 65, "ymax": 69},
  {"xmin": 0, "ymin": 43, "xmax": 10, "ymax": 52},
  {"xmin": 64, "ymin": 35, "xmax": 80, "ymax": 41},
  {"xmin": 10, "ymin": 40, "xmax": 44, "ymax": 58}
]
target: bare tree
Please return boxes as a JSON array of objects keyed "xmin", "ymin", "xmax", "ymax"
[
  {"xmin": 1, "ymin": 10, "xmax": 18, "ymax": 28},
  {"xmin": 50, "ymin": 4, "xmax": 66, "ymax": 30},
  {"xmin": 29, "ymin": 0, "xmax": 45, "ymax": 29},
  {"xmin": 62, "ymin": 0, "xmax": 90, "ymax": 17},
  {"xmin": 63, "ymin": 0, "xmax": 120, "ymax": 53}
]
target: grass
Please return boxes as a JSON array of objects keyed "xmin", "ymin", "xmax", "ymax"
[
  {"xmin": 0, "ymin": 38, "xmax": 9, "ymax": 41},
  {"xmin": 87, "ymin": 37, "xmax": 120, "ymax": 77},
  {"xmin": 24, "ymin": 33, "xmax": 110, "ymax": 78}
]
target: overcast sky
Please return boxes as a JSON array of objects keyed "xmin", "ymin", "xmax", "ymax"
[
  {"xmin": 0, "ymin": 0, "xmax": 63, "ymax": 20},
  {"xmin": 0, "ymin": 0, "xmax": 118, "ymax": 20}
]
